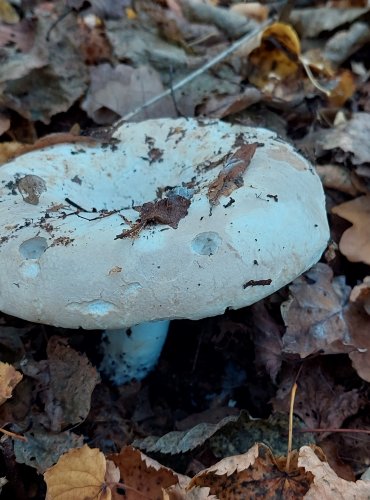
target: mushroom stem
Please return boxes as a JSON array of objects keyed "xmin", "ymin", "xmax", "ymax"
[{"xmin": 99, "ymin": 320, "xmax": 170, "ymax": 385}]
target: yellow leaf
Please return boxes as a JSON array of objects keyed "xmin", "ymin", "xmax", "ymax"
[
  {"xmin": 0, "ymin": 0, "xmax": 19, "ymax": 24},
  {"xmin": 44, "ymin": 444, "xmax": 111, "ymax": 500},
  {"xmin": 328, "ymin": 69, "xmax": 356, "ymax": 108},
  {"xmin": 249, "ymin": 22, "xmax": 301, "ymax": 89},
  {"xmin": 125, "ymin": 7, "xmax": 137, "ymax": 20},
  {"xmin": 0, "ymin": 362, "xmax": 22, "ymax": 406}
]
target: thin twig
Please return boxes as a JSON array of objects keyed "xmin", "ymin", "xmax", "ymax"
[
  {"xmin": 286, "ymin": 382, "xmax": 297, "ymax": 473},
  {"xmin": 0, "ymin": 427, "xmax": 27, "ymax": 442},
  {"xmin": 112, "ymin": 18, "xmax": 271, "ymax": 127}
]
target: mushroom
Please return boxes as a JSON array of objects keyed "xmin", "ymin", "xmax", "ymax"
[{"xmin": 0, "ymin": 118, "xmax": 329, "ymax": 384}]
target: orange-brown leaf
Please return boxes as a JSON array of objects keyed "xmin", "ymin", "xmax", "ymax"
[
  {"xmin": 332, "ymin": 194, "xmax": 370, "ymax": 264},
  {"xmin": 0, "ymin": 362, "xmax": 22, "ymax": 406},
  {"xmin": 207, "ymin": 143, "xmax": 258, "ymax": 205}
]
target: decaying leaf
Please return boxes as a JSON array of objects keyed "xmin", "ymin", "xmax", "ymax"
[
  {"xmin": 0, "ymin": 113, "xmax": 10, "ymax": 136},
  {"xmin": 230, "ymin": 2, "xmax": 269, "ymax": 23},
  {"xmin": 133, "ymin": 414, "xmax": 239, "ymax": 455},
  {"xmin": 44, "ymin": 444, "xmax": 111, "ymax": 500},
  {"xmin": 46, "ymin": 336, "xmax": 100, "ymax": 429},
  {"xmin": 324, "ymin": 21, "xmax": 370, "ymax": 68},
  {"xmin": 196, "ymin": 88, "xmax": 261, "ymax": 119},
  {"xmin": 82, "ymin": 63, "xmax": 177, "ymax": 124},
  {"xmin": 116, "ymin": 195, "xmax": 191, "ymax": 239},
  {"xmin": 14, "ymin": 430, "xmax": 83, "ymax": 474},
  {"xmin": 207, "ymin": 143, "xmax": 259, "ymax": 205},
  {"xmin": 298, "ymin": 445, "xmax": 370, "ymax": 498},
  {"xmin": 317, "ymin": 112, "xmax": 370, "ymax": 165},
  {"xmin": 272, "ymin": 362, "xmax": 363, "ymax": 437},
  {"xmin": 332, "ymin": 195, "xmax": 370, "ymax": 264},
  {"xmin": 350, "ymin": 276, "xmax": 370, "ymax": 315},
  {"xmin": 316, "ymin": 164, "xmax": 358, "ymax": 196},
  {"xmin": 109, "ymin": 446, "xmax": 182, "ymax": 499},
  {"xmin": 0, "ymin": 132, "xmax": 97, "ymax": 165},
  {"xmin": 164, "ymin": 484, "xmax": 215, "ymax": 499},
  {"xmin": 281, "ymin": 263, "xmax": 370, "ymax": 382},
  {"xmin": 290, "ymin": 6, "xmax": 370, "ymax": 38},
  {"xmin": 188, "ymin": 443, "xmax": 313, "ymax": 498},
  {"xmin": 0, "ymin": 361, "xmax": 22, "ymax": 406},
  {"xmin": 281, "ymin": 263, "xmax": 353, "ymax": 357},
  {"xmin": 17, "ymin": 175, "xmax": 47, "ymax": 205},
  {"xmin": 250, "ymin": 302, "xmax": 283, "ymax": 383}
]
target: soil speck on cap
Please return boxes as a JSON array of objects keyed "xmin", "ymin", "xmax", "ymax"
[{"xmin": 51, "ymin": 236, "xmax": 74, "ymax": 247}]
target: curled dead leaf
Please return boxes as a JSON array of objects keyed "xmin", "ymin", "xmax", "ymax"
[
  {"xmin": 207, "ymin": 143, "xmax": 259, "ymax": 205},
  {"xmin": 350, "ymin": 276, "xmax": 370, "ymax": 315},
  {"xmin": 116, "ymin": 195, "xmax": 191, "ymax": 239},
  {"xmin": 298, "ymin": 445, "xmax": 370, "ymax": 498},
  {"xmin": 249, "ymin": 22, "xmax": 301, "ymax": 89}
]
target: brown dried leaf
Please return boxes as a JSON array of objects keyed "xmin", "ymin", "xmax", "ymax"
[
  {"xmin": 109, "ymin": 446, "xmax": 181, "ymax": 499},
  {"xmin": 298, "ymin": 446, "xmax": 370, "ymax": 498},
  {"xmin": 138, "ymin": 195, "xmax": 191, "ymax": 229},
  {"xmin": 14, "ymin": 430, "xmax": 83, "ymax": 474},
  {"xmin": 0, "ymin": 361, "xmax": 22, "ymax": 406},
  {"xmin": 345, "ymin": 303, "xmax": 370, "ymax": 382},
  {"xmin": 82, "ymin": 63, "xmax": 177, "ymax": 124},
  {"xmin": 44, "ymin": 444, "xmax": 111, "ymax": 500},
  {"xmin": 116, "ymin": 195, "xmax": 191, "ymax": 239},
  {"xmin": 350, "ymin": 276, "xmax": 370, "ymax": 315},
  {"xmin": 164, "ymin": 484, "xmax": 215, "ymax": 500},
  {"xmin": 0, "ymin": 133, "xmax": 97, "ymax": 164},
  {"xmin": 281, "ymin": 263, "xmax": 370, "ymax": 382},
  {"xmin": 189, "ymin": 443, "xmax": 313, "ymax": 498},
  {"xmin": 77, "ymin": 18, "xmax": 112, "ymax": 65},
  {"xmin": 332, "ymin": 195, "xmax": 370, "ymax": 264},
  {"xmin": 46, "ymin": 337, "xmax": 100, "ymax": 429},
  {"xmin": 281, "ymin": 263, "xmax": 353, "ymax": 357},
  {"xmin": 317, "ymin": 112, "xmax": 370, "ymax": 165},
  {"xmin": 0, "ymin": 18, "xmax": 35, "ymax": 51},
  {"xmin": 272, "ymin": 361, "xmax": 362, "ymax": 436},
  {"xmin": 207, "ymin": 143, "xmax": 258, "ymax": 205},
  {"xmin": 316, "ymin": 164, "xmax": 359, "ymax": 196},
  {"xmin": 230, "ymin": 2, "xmax": 269, "ymax": 23},
  {"xmin": 250, "ymin": 302, "xmax": 283, "ymax": 383},
  {"xmin": 196, "ymin": 88, "xmax": 261, "ymax": 119},
  {"xmin": 0, "ymin": 113, "xmax": 10, "ymax": 136},
  {"xmin": 133, "ymin": 415, "xmax": 239, "ymax": 455},
  {"xmin": 291, "ymin": 6, "xmax": 370, "ymax": 38}
]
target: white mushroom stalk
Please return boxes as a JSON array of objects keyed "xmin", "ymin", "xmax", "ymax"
[
  {"xmin": 0, "ymin": 118, "xmax": 329, "ymax": 384},
  {"xmin": 100, "ymin": 321, "xmax": 170, "ymax": 385}
]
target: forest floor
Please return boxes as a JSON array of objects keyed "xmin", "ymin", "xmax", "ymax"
[{"xmin": 0, "ymin": 0, "xmax": 370, "ymax": 498}]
